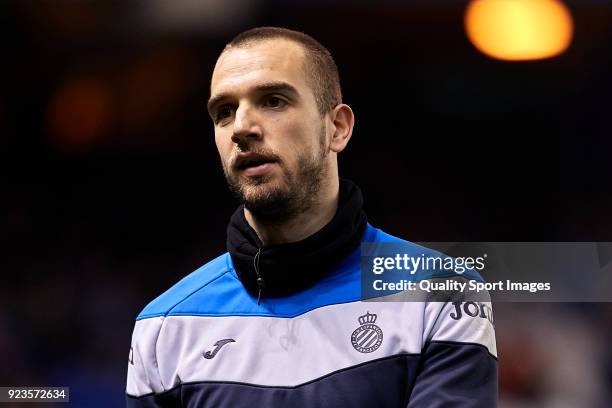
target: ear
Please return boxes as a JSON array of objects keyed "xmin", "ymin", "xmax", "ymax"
[{"xmin": 328, "ymin": 104, "xmax": 355, "ymax": 153}]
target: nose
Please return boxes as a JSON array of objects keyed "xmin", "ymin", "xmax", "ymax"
[{"xmin": 231, "ymin": 105, "xmax": 262, "ymax": 145}]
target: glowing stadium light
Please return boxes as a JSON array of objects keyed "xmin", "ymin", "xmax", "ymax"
[{"xmin": 465, "ymin": 0, "xmax": 574, "ymax": 61}]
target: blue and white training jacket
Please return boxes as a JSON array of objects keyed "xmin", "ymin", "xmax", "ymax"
[{"xmin": 126, "ymin": 224, "xmax": 497, "ymax": 407}]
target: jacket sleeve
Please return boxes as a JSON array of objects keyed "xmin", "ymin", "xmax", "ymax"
[
  {"xmin": 406, "ymin": 300, "xmax": 498, "ymax": 407},
  {"xmin": 126, "ymin": 317, "xmax": 181, "ymax": 408}
]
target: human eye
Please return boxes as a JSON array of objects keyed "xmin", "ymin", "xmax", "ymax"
[
  {"xmin": 215, "ymin": 105, "xmax": 235, "ymax": 124},
  {"xmin": 262, "ymin": 95, "xmax": 287, "ymax": 109}
]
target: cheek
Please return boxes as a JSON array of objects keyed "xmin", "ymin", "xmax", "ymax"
[
  {"xmin": 274, "ymin": 116, "xmax": 318, "ymax": 152},
  {"xmin": 214, "ymin": 132, "xmax": 232, "ymax": 161},
  {"xmin": 270, "ymin": 124, "xmax": 304, "ymax": 165}
]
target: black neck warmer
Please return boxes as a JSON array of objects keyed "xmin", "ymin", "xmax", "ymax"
[{"xmin": 227, "ymin": 178, "xmax": 367, "ymax": 301}]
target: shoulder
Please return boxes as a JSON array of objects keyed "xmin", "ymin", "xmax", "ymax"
[
  {"xmin": 365, "ymin": 223, "xmax": 404, "ymax": 243},
  {"xmin": 135, "ymin": 253, "xmax": 234, "ymax": 321}
]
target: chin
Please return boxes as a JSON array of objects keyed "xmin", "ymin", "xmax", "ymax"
[
  {"xmin": 242, "ymin": 177, "xmax": 286, "ymax": 201},
  {"xmin": 242, "ymin": 181, "xmax": 295, "ymax": 217}
]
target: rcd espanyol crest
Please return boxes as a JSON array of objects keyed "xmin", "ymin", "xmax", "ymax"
[{"xmin": 351, "ymin": 311, "xmax": 383, "ymax": 353}]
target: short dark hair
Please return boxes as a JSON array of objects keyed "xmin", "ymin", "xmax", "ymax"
[{"xmin": 224, "ymin": 27, "xmax": 342, "ymax": 115}]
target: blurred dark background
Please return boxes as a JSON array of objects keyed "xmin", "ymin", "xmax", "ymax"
[{"xmin": 2, "ymin": 0, "xmax": 612, "ymax": 406}]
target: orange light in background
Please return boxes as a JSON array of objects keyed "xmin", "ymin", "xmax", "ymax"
[
  {"xmin": 46, "ymin": 78, "xmax": 113, "ymax": 152},
  {"xmin": 465, "ymin": 0, "xmax": 574, "ymax": 61}
]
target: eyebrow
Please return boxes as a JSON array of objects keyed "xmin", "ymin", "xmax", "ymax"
[{"xmin": 207, "ymin": 81, "xmax": 299, "ymax": 116}]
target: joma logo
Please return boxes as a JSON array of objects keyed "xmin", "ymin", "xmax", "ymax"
[
  {"xmin": 203, "ymin": 338, "xmax": 235, "ymax": 359},
  {"xmin": 449, "ymin": 302, "xmax": 494, "ymax": 325}
]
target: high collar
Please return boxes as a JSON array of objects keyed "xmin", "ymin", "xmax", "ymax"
[{"xmin": 227, "ymin": 179, "xmax": 367, "ymax": 301}]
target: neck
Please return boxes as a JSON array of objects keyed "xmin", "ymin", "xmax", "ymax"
[{"xmin": 244, "ymin": 178, "xmax": 339, "ymax": 246}]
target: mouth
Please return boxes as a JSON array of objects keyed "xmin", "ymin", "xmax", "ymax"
[{"xmin": 234, "ymin": 153, "xmax": 278, "ymax": 177}]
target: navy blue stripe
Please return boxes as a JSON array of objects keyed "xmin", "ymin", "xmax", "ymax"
[
  {"xmin": 407, "ymin": 341, "xmax": 498, "ymax": 407},
  {"xmin": 127, "ymin": 353, "xmax": 421, "ymax": 408},
  {"xmin": 127, "ymin": 343, "xmax": 497, "ymax": 407},
  {"xmin": 428, "ymin": 340, "xmax": 497, "ymax": 361},
  {"xmin": 126, "ymin": 387, "xmax": 182, "ymax": 408}
]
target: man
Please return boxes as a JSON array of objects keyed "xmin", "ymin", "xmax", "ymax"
[{"xmin": 126, "ymin": 27, "xmax": 497, "ymax": 407}]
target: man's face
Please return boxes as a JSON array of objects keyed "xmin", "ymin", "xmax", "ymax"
[{"xmin": 209, "ymin": 39, "xmax": 329, "ymax": 220}]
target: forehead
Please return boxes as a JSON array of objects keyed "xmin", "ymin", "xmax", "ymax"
[{"xmin": 210, "ymin": 39, "xmax": 311, "ymax": 97}]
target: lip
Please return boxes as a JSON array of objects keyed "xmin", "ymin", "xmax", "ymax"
[
  {"xmin": 234, "ymin": 152, "xmax": 277, "ymax": 177},
  {"xmin": 242, "ymin": 162, "xmax": 276, "ymax": 177}
]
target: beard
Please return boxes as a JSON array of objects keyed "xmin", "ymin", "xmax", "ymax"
[{"xmin": 222, "ymin": 126, "xmax": 328, "ymax": 224}]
